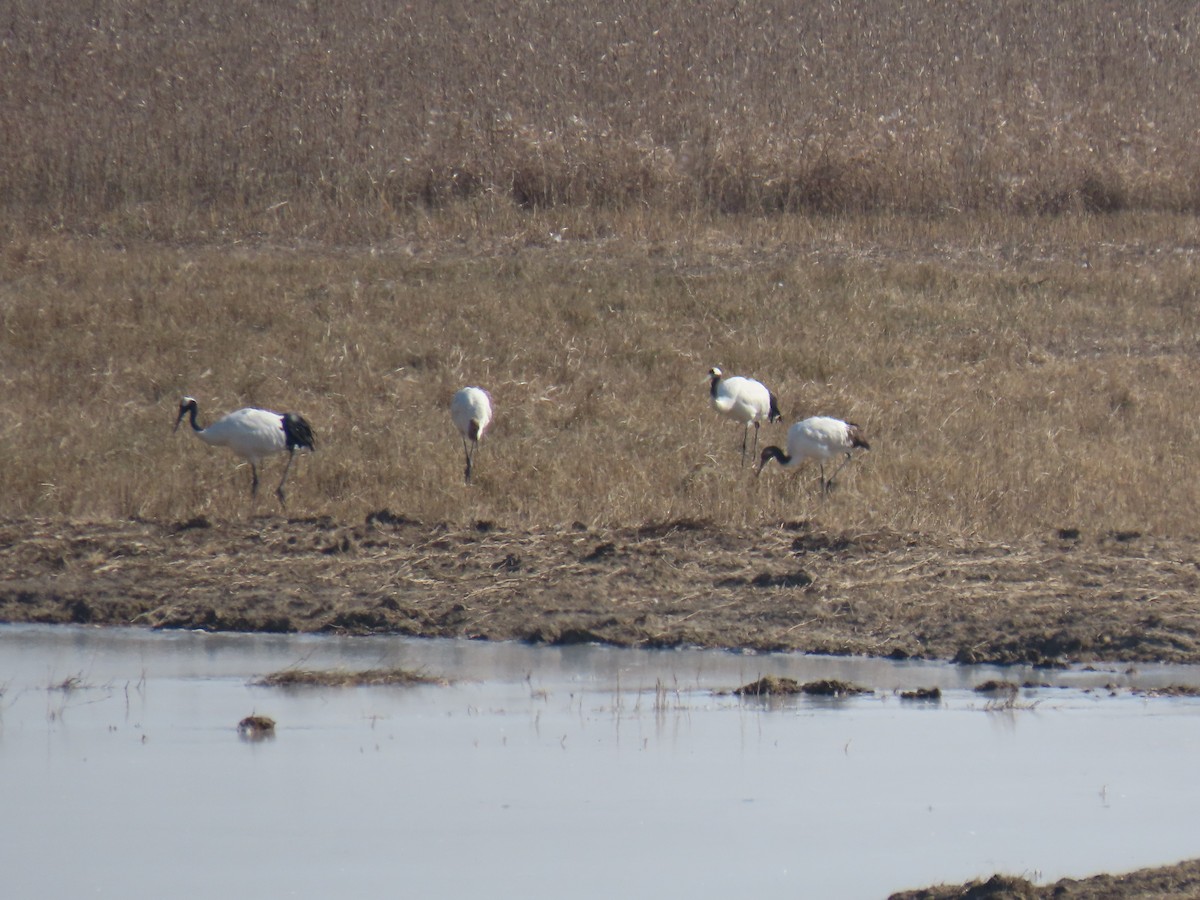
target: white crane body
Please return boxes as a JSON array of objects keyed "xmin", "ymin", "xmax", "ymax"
[
  {"xmin": 708, "ymin": 367, "xmax": 782, "ymax": 465},
  {"xmin": 451, "ymin": 387, "xmax": 492, "ymax": 484},
  {"xmin": 175, "ymin": 397, "xmax": 315, "ymax": 506},
  {"xmin": 757, "ymin": 415, "xmax": 870, "ymax": 492}
]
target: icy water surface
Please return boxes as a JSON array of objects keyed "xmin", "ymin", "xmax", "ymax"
[{"xmin": 2, "ymin": 624, "xmax": 1199, "ymax": 899}]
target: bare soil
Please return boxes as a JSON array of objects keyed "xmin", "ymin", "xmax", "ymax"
[
  {"xmin": 4, "ymin": 515, "xmax": 1200, "ymax": 667},
  {"xmin": 4, "ymin": 514, "xmax": 1200, "ymax": 896}
]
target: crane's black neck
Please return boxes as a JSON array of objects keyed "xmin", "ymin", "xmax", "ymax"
[
  {"xmin": 181, "ymin": 399, "xmax": 203, "ymax": 432},
  {"xmin": 709, "ymin": 372, "xmax": 721, "ymax": 399},
  {"xmin": 760, "ymin": 446, "xmax": 791, "ymax": 467}
]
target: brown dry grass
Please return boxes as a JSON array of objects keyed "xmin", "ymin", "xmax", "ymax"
[
  {"xmin": 4, "ymin": 214, "xmax": 1200, "ymax": 538},
  {"xmin": 6, "ymin": 1, "xmax": 1200, "ymax": 238},
  {"xmin": 3, "ymin": 2, "xmax": 1200, "ymax": 540}
]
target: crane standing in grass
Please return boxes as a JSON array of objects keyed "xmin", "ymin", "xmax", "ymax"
[
  {"xmin": 708, "ymin": 367, "xmax": 782, "ymax": 465},
  {"xmin": 174, "ymin": 397, "xmax": 316, "ymax": 507},
  {"xmin": 756, "ymin": 416, "xmax": 870, "ymax": 493},
  {"xmin": 450, "ymin": 386, "xmax": 492, "ymax": 484}
]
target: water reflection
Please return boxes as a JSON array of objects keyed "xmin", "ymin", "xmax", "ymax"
[{"xmin": 2, "ymin": 624, "xmax": 1198, "ymax": 899}]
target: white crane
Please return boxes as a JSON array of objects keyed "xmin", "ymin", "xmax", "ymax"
[
  {"xmin": 174, "ymin": 397, "xmax": 316, "ymax": 507},
  {"xmin": 756, "ymin": 416, "xmax": 870, "ymax": 493},
  {"xmin": 708, "ymin": 367, "xmax": 782, "ymax": 465},
  {"xmin": 450, "ymin": 386, "xmax": 492, "ymax": 484}
]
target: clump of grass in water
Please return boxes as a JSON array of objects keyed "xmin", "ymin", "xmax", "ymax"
[
  {"xmin": 652, "ymin": 677, "xmax": 688, "ymax": 714},
  {"xmin": 974, "ymin": 680, "xmax": 1042, "ymax": 712},
  {"xmin": 48, "ymin": 674, "xmax": 86, "ymax": 693},
  {"xmin": 1132, "ymin": 685, "xmax": 1200, "ymax": 698},
  {"xmin": 899, "ymin": 687, "xmax": 942, "ymax": 702},
  {"xmin": 254, "ymin": 667, "xmax": 445, "ymax": 688},
  {"xmin": 974, "ymin": 680, "xmax": 1020, "ymax": 695},
  {"xmin": 237, "ymin": 714, "xmax": 276, "ymax": 742},
  {"xmin": 730, "ymin": 676, "xmax": 870, "ymax": 697}
]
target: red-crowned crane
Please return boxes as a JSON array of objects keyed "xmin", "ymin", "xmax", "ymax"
[
  {"xmin": 756, "ymin": 416, "xmax": 870, "ymax": 493},
  {"xmin": 174, "ymin": 397, "xmax": 315, "ymax": 507},
  {"xmin": 450, "ymin": 386, "xmax": 492, "ymax": 484},
  {"xmin": 708, "ymin": 367, "xmax": 782, "ymax": 465}
]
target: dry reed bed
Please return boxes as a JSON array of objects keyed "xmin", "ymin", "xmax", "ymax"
[{"xmin": 4, "ymin": 1, "xmax": 1200, "ymax": 242}]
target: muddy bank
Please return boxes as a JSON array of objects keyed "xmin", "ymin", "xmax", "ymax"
[
  {"xmin": 890, "ymin": 860, "xmax": 1200, "ymax": 900},
  {"xmin": 3, "ymin": 515, "xmax": 1200, "ymax": 666}
]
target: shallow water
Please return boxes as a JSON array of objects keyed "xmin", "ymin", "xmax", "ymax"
[{"xmin": 2, "ymin": 624, "xmax": 1199, "ymax": 899}]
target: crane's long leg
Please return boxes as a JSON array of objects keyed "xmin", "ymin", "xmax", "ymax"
[
  {"xmin": 833, "ymin": 451, "xmax": 858, "ymax": 487},
  {"xmin": 462, "ymin": 437, "xmax": 474, "ymax": 484},
  {"xmin": 824, "ymin": 452, "xmax": 858, "ymax": 493},
  {"xmin": 751, "ymin": 421, "xmax": 761, "ymax": 462},
  {"xmin": 739, "ymin": 426, "xmax": 749, "ymax": 466},
  {"xmin": 250, "ymin": 463, "xmax": 260, "ymax": 497},
  {"xmin": 275, "ymin": 450, "xmax": 296, "ymax": 508}
]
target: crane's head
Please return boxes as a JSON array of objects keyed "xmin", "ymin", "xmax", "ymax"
[
  {"xmin": 174, "ymin": 397, "xmax": 198, "ymax": 432},
  {"xmin": 707, "ymin": 366, "xmax": 723, "ymax": 385},
  {"xmin": 756, "ymin": 445, "xmax": 786, "ymax": 476},
  {"xmin": 768, "ymin": 392, "xmax": 782, "ymax": 423}
]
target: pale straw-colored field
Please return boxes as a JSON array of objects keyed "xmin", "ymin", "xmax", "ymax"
[{"xmin": 3, "ymin": 2, "xmax": 1200, "ymax": 537}]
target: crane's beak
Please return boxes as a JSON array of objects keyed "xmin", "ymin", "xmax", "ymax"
[{"xmin": 173, "ymin": 409, "xmax": 186, "ymax": 432}]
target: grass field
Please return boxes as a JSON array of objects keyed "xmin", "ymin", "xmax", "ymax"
[{"xmin": 3, "ymin": 2, "xmax": 1200, "ymax": 537}]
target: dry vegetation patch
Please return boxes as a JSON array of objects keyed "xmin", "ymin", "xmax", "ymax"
[
  {"xmin": 732, "ymin": 676, "xmax": 870, "ymax": 697},
  {"xmin": 6, "ymin": 2, "xmax": 1200, "ymax": 238},
  {"xmin": 255, "ymin": 667, "xmax": 444, "ymax": 688},
  {"xmin": 889, "ymin": 861, "xmax": 1200, "ymax": 900},
  {"xmin": 899, "ymin": 687, "xmax": 942, "ymax": 702},
  {"xmin": 236, "ymin": 714, "xmax": 276, "ymax": 741},
  {"xmin": 4, "ymin": 221, "xmax": 1200, "ymax": 540}
]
